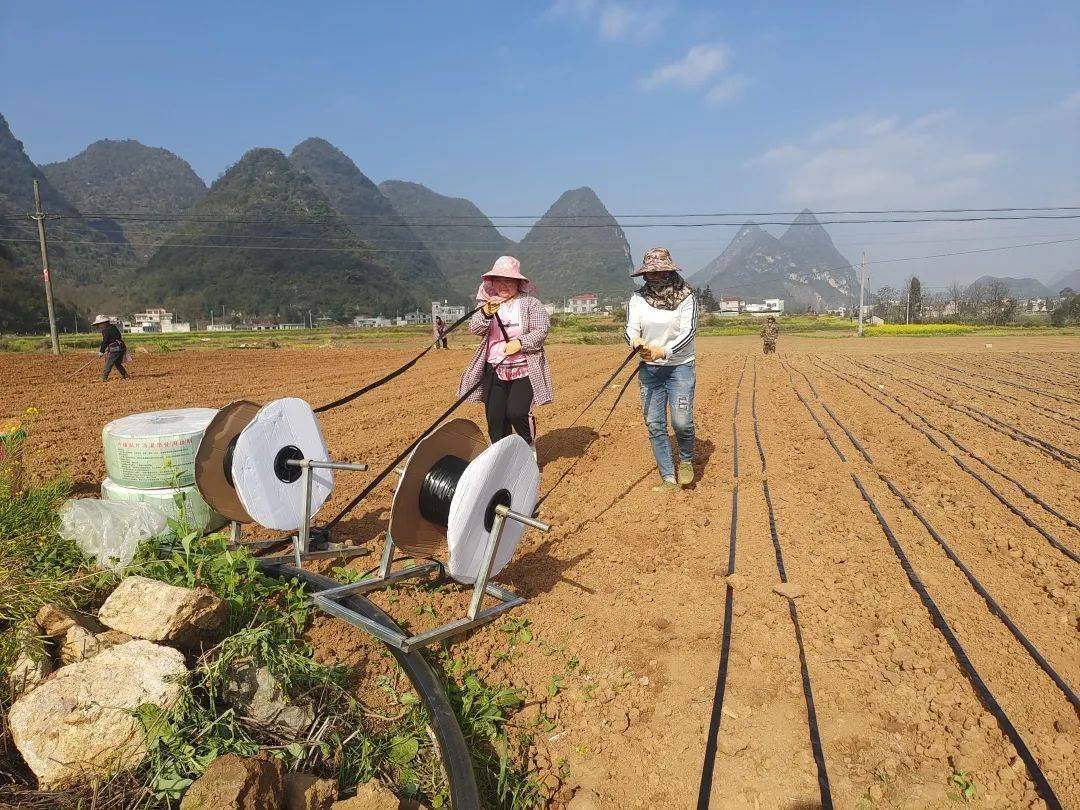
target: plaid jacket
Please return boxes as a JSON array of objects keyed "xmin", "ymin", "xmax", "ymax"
[{"xmin": 458, "ymin": 295, "xmax": 553, "ymax": 406}]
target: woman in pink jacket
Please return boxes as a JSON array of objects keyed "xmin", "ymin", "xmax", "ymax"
[{"xmin": 458, "ymin": 256, "xmax": 552, "ymax": 445}]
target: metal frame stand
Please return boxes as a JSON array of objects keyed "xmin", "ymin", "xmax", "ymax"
[
  {"xmin": 236, "ymin": 457, "xmax": 374, "ymax": 566},
  {"xmin": 313, "ymin": 503, "xmax": 550, "ymax": 652}
]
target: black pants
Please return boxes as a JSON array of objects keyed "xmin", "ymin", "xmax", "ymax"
[
  {"xmin": 103, "ymin": 350, "xmax": 128, "ymax": 380},
  {"xmin": 485, "ymin": 374, "xmax": 534, "ymax": 444},
  {"xmin": 438, "ymin": 337, "xmax": 448, "ymax": 349}
]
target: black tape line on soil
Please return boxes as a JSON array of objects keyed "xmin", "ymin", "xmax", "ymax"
[
  {"xmin": 894, "ymin": 355, "xmax": 1080, "ymax": 407},
  {"xmin": 255, "ymin": 560, "xmax": 481, "ymax": 809},
  {"xmin": 696, "ymin": 488, "xmax": 737, "ymax": 810},
  {"xmin": 697, "ymin": 358, "xmax": 746, "ymax": 809},
  {"xmin": 877, "ymin": 475, "xmax": 1080, "ymax": 712},
  {"xmin": 786, "ymin": 364, "xmax": 1067, "ymax": 806},
  {"xmin": 816, "ymin": 357, "xmax": 1080, "ymax": 559},
  {"xmin": 314, "ymin": 306, "xmax": 481, "ymax": 414},
  {"xmin": 851, "ymin": 475, "xmax": 1063, "ymax": 810},
  {"xmin": 781, "ymin": 360, "xmax": 846, "ymax": 462},
  {"xmin": 890, "ymin": 357, "xmax": 1079, "ymax": 426},
  {"xmin": 754, "ymin": 365, "xmax": 834, "ymax": 807},
  {"xmin": 855, "ymin": 357, "xmax": 1079, "ymax": 470},
  {"xmin": 810, "ymin": 356, "xmax": 1080, "ymax": 700}
]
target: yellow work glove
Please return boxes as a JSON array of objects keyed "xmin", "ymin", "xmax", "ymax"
[
  {"xmin": 482, "ymin": 298, "xmax": 501, "ymax": 316},
  {"xmin": 503, "ymin": 338, "xmax": 522, "ymax": 355},
  {"xmin": 631, "ymin": 337, "xmax": 645, "ymax": 349}
]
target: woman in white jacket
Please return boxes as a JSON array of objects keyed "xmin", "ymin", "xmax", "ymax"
[{"xmin": 625, "ymin": 247, "xmax": 698, "ymax": 492}]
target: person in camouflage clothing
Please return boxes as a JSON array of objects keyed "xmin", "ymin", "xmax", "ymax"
[{"xmin": 760, "ymin": 316, "xmax": 779, "ymax": 354}]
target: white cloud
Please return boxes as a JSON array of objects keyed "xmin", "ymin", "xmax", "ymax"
[
  {"xmin": 548, "ymin": 0, "xmax": 668, "ymax": 42},
  {"xmin": 639, "ymin": 43, "xmax": 730, "ymax": 90},
  {"xmin": 742, "ymin": 144, "xmax": 803, "ymax": 169},
  {"xmin": 746, "ymin": 112, "xmax": 1001, "ymax": 207},
  {"xmin": 706, "ymin": 74, "xmax": 749, "ymax": 105}
]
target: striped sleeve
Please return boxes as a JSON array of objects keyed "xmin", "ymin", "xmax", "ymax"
[{"xmin": 664, "ymin": 294, "xmax": 698, "ymax": 356}]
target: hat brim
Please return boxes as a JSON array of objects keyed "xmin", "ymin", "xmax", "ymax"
[
  {"xmin": 389, "ymin": 418, "xmax": 488, "ymax": 556},
  {"xmin": 632, "ymin": 263, "xmax": 681, "ymax": 277}
]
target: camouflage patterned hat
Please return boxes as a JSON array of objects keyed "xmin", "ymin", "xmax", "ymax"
[{"xmin": 633, "ymin": 246, "xmax": 681, "ymax": 277}]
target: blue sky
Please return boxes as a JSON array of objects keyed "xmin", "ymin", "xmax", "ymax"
[{"xmin": 3, "ymin": 0, "xmax": 1078, "ymax": 289}]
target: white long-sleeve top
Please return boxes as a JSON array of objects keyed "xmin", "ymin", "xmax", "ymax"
[{"xmin": 625, "ymin": 292, "xmax": 697, "ymax": 366}]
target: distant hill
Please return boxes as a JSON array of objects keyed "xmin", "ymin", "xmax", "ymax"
[
  {"xmin": 1048, "ymin": 268, "xmax": 1080, "ymax": 295},
  {"xmin": 136, "ymin": 148, "xmax": 416, "ymax": 321},
  {"xmin": 690, "ymin": 211, "xmax": 858, "ymax": 310},
  {"xmin": 288, "ymin": 138, "xmax": 453, "ymax": 303},
  {"xmin": 516, "ymin": 187, "xmax": 633, "ymax": 300},
  {"xmin": 42, "ymin": 139, "xmax": 206, "ymax": 260},
  {"xmin": 0, "ymin": 113, "xmax": 134, "ymax": 322},
  {"xmin": 379, "ymin": 180, "xmax": 514, "ymax": 300},
  {"xmin": 965, "ymin": 275, "xmax": 1053, "ymax": 299}
]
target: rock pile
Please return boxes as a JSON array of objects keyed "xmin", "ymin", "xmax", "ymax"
[{"xmin": 8, "ymin": 577, "xmax": 224, "ymax": 789}]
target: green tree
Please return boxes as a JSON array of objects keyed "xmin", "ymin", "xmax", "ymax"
[
  {"xmin": 1051, "ymin": 292, "xmax": 1080, "ymax": 326},
  {"xmin": 907, "ymin": 276, "xmax": 922, "ymax": 323},
  {"xmin": 697, "ymin": 286, "xmax": 719, "ymax": 312}
]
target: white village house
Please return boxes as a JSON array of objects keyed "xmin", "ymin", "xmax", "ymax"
[
  {"xmin": 432, "ymin": 301, "xmax": 467, "ymax": 323},
  {"xmin": 127, "ymin": 307, "xmax": 191, "ymax": 333},
  {"xmin": 566, "ymin": 293, "xmax": 598, "ymax": 315}
]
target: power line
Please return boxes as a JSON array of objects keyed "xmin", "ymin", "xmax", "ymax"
[
  {"xmin": 4, "ymin": 213, "xmax": 1080, "ymax": 229},
  {"xmin": 2, "ymin": 204, "xmax": 1076, "ymax": 223}
]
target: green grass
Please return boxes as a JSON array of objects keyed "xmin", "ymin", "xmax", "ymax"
[
  {"xmin": 0, "ymin": 485, "xmax": 541, "ymax": 808},
  {"xmin": 3, "ymin": 313, "xmax": 1076, "ymax": 354}
]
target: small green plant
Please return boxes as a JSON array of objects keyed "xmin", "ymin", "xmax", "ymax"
[
  {"xmin": 951, "ymin": 771, "xmax": 976, "ymax": 802},
  {"xmin": 501, "ymin": 617, "xmax": 534, "ymax": 645},
  {"xmin": 545, "ymin": 675, "xmax": 563, "ymax": 697}
]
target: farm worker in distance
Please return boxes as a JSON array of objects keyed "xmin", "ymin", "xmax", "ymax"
[
  {"xmin": 458, "ymin": 256, "xmax": 552, "ymax": 448},
  {"xmin": 434, "ymin": 315, "xmax": 449, "ymax": 349},
  {"xmin": 625, "ymin": 247, "xmax": 698, "ymax": 493},
  {"xmin": 761, "ymin": 315, "xmax": 779, "ymax": 355},
  {"xmin": 92, "ymin": 315, "xmax": 129, "ymax": 381}
]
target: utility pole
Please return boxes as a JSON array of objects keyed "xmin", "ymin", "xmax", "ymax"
[
  {"xmin": 857, "ymin": 252, "xmax": 867, "ymax": 337},
  {"xmin": 905, "ymin": 280, "xmax": 911, "ymax": 325},
  {"xmin": 31, "ymin": 181, "xmax": 61, "ymax": 355}
]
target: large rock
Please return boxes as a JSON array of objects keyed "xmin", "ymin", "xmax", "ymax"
[
  {"xmin": 8, "ymin": 640, "xmax": 187, "ymax": 788},
  {"xmin": 285, "ymin": 772, "xmax": 338, "ymax": 810},
  {"xmin": 179, "ymin": 753, "xmax": 284, "ymax": 810},
  {"xmin": 97, "ymin": 575, "xmax": 227, "ymax": 646},
  {"xmin": 331, "ymin": 779, "xmax": 399, "ymax": 809},
  {"xmin": 224, "ymin": 660, "xmax": 314, "ymax": 735},
  {"xmin": 59, "ymin": 625, "xmax": 132, "ymax": 665}
]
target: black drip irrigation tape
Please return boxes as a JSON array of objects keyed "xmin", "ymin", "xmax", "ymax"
[
  {"xmin": 851, "ymin": 475, "xmax": 1063, "ymax": 810},
  {"xmin": 814, "ymin": 357, "xmax": 1080, "ymax": 561},
  {"xmin": 255, "ymin": 560, "xmax": 481, "ymax": 809},
  {"xmin": 696, "ymin": 358, "xmax": 745, "ymax": 809},
  {"xmin": 908, "ymin": 356, "xmax": 1080, "ymax": 407},
  {"xmin": 877, "ymin": 475, "xmax": 1080, "ymax": 712},
  {"xmin": 876, "ymin": 358, "xmax": 1080, "ymax": 464},
  {"xmin": 752, "ymin": 365, "xmax": 834, "ymax": 808},
  {"xmin": 780, "ymin": 360, "xmax": 846, "ymax": 462},
  {"xmin": 314, "ymin": 306, "xmax": 481, "ymax": 414},
  {"xmin": 893, "ymin": 357, "xmax": 1080, "ymax": 426},
  {"xmin": 850, "ymin": 358, "xmax": 1079, "ymax": 471},
  {"xmin": 785, "ymin": 365, "xmax": 1067, "ymax": 809}
]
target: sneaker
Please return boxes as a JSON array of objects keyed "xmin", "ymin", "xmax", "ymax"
[
  {"xmin": 651, "ymin": 478, "xmax": 678, "ymax": 493},
  {"xmin": 678, "ymin": 461, "xmax": 695, "ymax": 486}
]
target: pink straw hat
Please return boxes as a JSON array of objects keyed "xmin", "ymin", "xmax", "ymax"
[{"xmin": 476, "ymin": 255, "xmax": 536, "ymax": 301}]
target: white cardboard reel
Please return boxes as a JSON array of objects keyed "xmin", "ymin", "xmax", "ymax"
[
  {"xmin": 446, "ymin": 434, "xmax": 539, "ymax": 584},
  {"xmin": 231, "ymin": 398, "xmax": 333, "ymax": 531}
]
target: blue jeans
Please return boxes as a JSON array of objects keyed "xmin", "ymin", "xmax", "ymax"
[{"xmin": 639, "ymin": 362, "xmax": 695, "ymax": 480}]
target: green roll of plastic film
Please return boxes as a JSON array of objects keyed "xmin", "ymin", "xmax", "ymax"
[
  {"xmin": 101, "ymin": 477, "xmax": 227, "ymax": 533},
  {"xmin": 102, "ymin": 408, "xmax": 217, "ymax": 489}
]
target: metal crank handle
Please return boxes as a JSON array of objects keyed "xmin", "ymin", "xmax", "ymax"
[{"xmin": 496, "ymin": 504, "xmax": 551, "ymax": 532}]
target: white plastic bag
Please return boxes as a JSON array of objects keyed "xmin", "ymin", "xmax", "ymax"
[{"xmin": 58, "ymin": 498, "xmax": 168, "ymax": 570}]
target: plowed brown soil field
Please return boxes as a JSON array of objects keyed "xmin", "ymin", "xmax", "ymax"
[{"xmin": 2, "ymin": 334, "xmax": 1078, "ymax": 809}]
